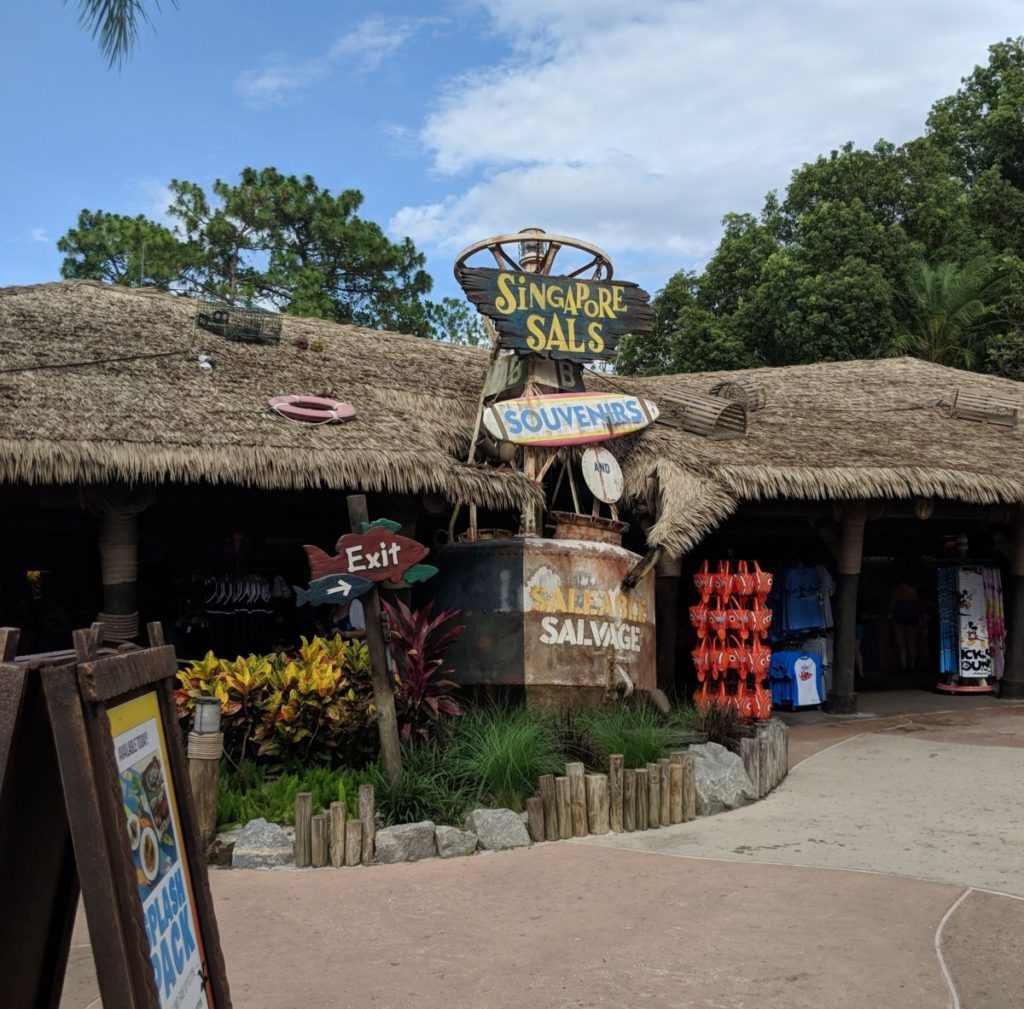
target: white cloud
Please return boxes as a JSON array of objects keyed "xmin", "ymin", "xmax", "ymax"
[
  {"xmin": 391, "ymin": 0, "xmax": 1022, "ymax": 280},
  {"xmin": 28, "ymin": 227, "xmax": 49, "ymax": 244},
  {"xmin": 134, "ymin": 178, "xmax": 175, "ymax": 225},
  {"xmin": 236, "ymin": 17, "xmax": 423, "ymax": 107}
]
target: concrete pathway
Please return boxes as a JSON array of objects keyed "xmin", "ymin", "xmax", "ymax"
[
  {"xmin": 581, "ymin": 718, "xmax": 1024, "ymax": 895},
  {"xmin": 60, "ymin": 700, "xmax": 1024, "ymax": 1009}
]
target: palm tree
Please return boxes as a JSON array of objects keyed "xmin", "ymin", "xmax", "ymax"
[
  {"xmin": 893, "ymin": 257, "xmax": 1007, "ymax": 369},
  {"xmin": 71, "ymin": 0, "xmax": 176, "ymax": 68}
]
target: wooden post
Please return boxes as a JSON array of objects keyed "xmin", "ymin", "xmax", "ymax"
[
  {"xmin": 294, "ymin": 791, "xmax": 313, "ymax": 868},
  {"xmin": 658, "ymin": 759, "xmax": 671, "ymax": 826},
  {"xmin": 622, "ymin": 769, "xmax": 636, "ymax": 831},
  {"xmin": 608, "ymin": 754, "xmax": 624, "ymax": 832},
  {"xmin": 655, "ymin": 554, "xmax": 682, "ymax": 695},
  {"xmin": 585, "ymin": 774, "xmax": 610, "ymax": 835},
  {"xmin": 740, "ymin": 737, "xmax": 761, "ymax": 798},
  {"xmin": 344, "ymin": 820, "xmax": 362, "ymax": 867},
  {"xmin": 359, "ymin": 783, "xmax": 375, "ymax": 865},
  {"xmin": 635, "ymin": 768, "xmax": 649, "ymax": 830},
  {"xmin": 347, "ymin": 495, "xmax": 403, "ymax": 785},
  {"xmin": 186, "ymin": 729, "xmax": 222, "ymax": 850},
  {"xmin": 311, "ymin": 814, "xmax": 328, "ymax": 868},
  {"xmin": 829, "ymin": 503, "xmax": 867, "ymax": 714},
  {"xmin": 555, "ymin": 776, "xmax": 572, "ymax": 839},
  {"xmin": 329, "ymin": 802, "xmax": 347, "ymax": 867},
  {"xmin": 680, "ymin": 753, "xmax": 696, "ymax": 821},
  {"xmin": 646, "ymin": 764, "xmax": 660, "ymax": 829},
  {"xmin": 539, "ymin": 774, "xmax": 559, "ymax": 841},
  {"xmin": 1002, "ymin": 511, "xmax": 1024, "ymax": 698},
  {"xmin": 669, "ymin": 762, "xmax": 683, "ymax": 824},
  {"xmin": 567, "ymin": 762, "xmax": 588, "ymax": 837},
  {"xmin": 525, "ymin": 797, "xmax": 546, "ymax": 842}
]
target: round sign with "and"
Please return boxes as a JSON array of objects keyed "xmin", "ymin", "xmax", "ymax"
[{"xmin": 581, "ymin": 446, "xmax": 623, "ymax": 504}]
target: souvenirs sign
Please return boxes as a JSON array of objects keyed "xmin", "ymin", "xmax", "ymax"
[
  {"xmin": 458, "ymin": 268, "xmax": 654, "ymax": 362},
  {"xmin": 483, "ymin": 392, "xmax": 659, "ymax": 447}
]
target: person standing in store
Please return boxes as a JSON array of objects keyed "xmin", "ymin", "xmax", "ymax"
[{"xmin": 889, "ymin": 577, "xmax": 925, "ymax": 673}]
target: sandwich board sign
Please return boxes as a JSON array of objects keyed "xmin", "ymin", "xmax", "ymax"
[{"xmin": 0, "ymin": 623, "xmax": 231, "ymax": 1009}]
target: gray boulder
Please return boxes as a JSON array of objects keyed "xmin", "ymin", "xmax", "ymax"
[
  {"xmin": 464, "ymin": 808, "xmax": 531, "ymax": 850},
  {"xmin": 690, "ymin": 742, "xmax": 757, "ymax": 816},
  {"xmin": 231, "ymin": 818, "xmax": 294, "ymax": 869},
  {"xmin": 375, "ymin": 821, "xmax": 437, "ymax": 864},
  {"xmin": 435, "ymin": 825, "xmax": 478, "ymax": 859}
]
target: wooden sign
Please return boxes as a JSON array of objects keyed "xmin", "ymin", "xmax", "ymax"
[
  {"xmin": 483, "ymin": 392, "xmax": 659, "ymax": 447},
  {"xmin": 304, "ymin": 528, "xmax": 429, "ymax": 583},
  {"xmin": 0, "ymin": 624, "xmax": 231, "ymax": 1009},
  {"xmin": 483, "ymin": 354, "xmax": 585, "ymax": 400},
  {"xmin": 294, "ymin": 573, "xmax": 374, "ymax": 607},
  {"xmin": 457, "ymin": 268, "xmax": 654, "ymax": 362},
  {"xmin": 581, "ymin": 447, "xmax": 624, "ymax": 503}
]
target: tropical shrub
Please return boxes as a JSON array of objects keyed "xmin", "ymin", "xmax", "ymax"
[
  {"xmin": 369, "ymin": 742, "xmax": 475, "ymax": 827},
  {"xmin": 176, "ymin": 635, "xmax": 377, "ymax": 768},
  {"xmin": 580, "ymin": 703, "xmax": 675, "ymax": 768},
  {"xmin": 447, "ymin": 703, "xmax": 564, "ymax": 811},
  {"xmin": 383, "ymin": 600, "xmax": 465, "ymax": 743},
  {"xmin": 216, "ymin": 760, "xmax": 371, "ymax": 831},
  {"xmin": 691, "ymin": 700, "xmax": 743, "ymax": 752}
]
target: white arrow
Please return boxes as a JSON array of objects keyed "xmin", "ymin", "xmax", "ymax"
[{"xmin": 326, "ymin": 579, "xmax": 352, "ymax": 597}]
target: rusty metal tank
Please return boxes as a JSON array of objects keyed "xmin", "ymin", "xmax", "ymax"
[{"xmin": 431, "ymin": 532, "xmax": 656, "ymax": 705}]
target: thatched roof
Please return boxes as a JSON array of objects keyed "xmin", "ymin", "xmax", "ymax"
[
  {"xmin": 599, "ymin": 357, "xmax": 1024, "ymax": 556},
  {"xmin": 2, "ymin": 281, "xmax": 1022, "ymax": 556},
  {"xmin": 0, "ymin": 280, "xmax": 538, "ymax": 512}
]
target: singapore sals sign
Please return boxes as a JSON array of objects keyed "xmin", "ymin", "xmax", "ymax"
[{"xmin": 457, "ymin": 268, "xmax": 654, "ymax": 362}]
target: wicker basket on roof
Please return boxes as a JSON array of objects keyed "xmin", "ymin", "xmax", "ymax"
[
  {"xmin": 657, "ymin": 390, "xmax": 748, "ymax": 439},
  {"xmin": 708, "ymin": 375, "xmax": 766, "ymax": 412},
  {"xmin": 946, "ymin": 388, "xmax": 1019, "ymax": 428}
]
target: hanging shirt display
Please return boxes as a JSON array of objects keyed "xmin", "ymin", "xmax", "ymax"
[
  {"xmin": 768, "ymin": 651, "xmax": 825, "ymax": 708},
  {"xmin": 937, "ymin": 564, "xmax": 1005, "ymax": 685}
]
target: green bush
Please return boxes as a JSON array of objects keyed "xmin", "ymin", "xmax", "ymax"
[
  {"xmin": 176, "ymin": 636, "xmax": 378, "ymax": 769},
  {"xmin": 447, "ymin": 703, "xmax": 564, "ymax": 811},
  {"xmin": 580, "ymin": 703, "xmax": 675, "ymax": 768},
  {"xmin": 370, "ymin": 743, "xmax": 475, "ymax": 827},
  {"xmin": 217, "ymin": 760, "xmax": 370, "ymax": 831},
  {"xmin": 691, "ymin": 701, "xmax": 743, "ymax": 752}
]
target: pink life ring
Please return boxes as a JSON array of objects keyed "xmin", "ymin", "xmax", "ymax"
[{"xmin": 268, "ymin": 395, "xmax": 356, "ymax": 424}]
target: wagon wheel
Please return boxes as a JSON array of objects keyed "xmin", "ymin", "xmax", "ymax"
[{"xmin": 454, "ymin": 227, "xmax": 613, "ymax": 282}]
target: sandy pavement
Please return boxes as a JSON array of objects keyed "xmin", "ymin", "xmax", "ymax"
[{"xmin": 60, "ymin": 701, "xmax": 1024, "ymax": 1009}]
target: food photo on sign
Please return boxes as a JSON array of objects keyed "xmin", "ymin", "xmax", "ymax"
[{"xmin": 111, "ymin": 694, "xmax": 212, "ymax": 1009}]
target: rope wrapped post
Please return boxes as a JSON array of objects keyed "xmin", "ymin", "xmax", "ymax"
[
  {"xmin": 98, "ymin": 509, "xmax": 140, "ymax": 642},
  {"xmin": 186, "ymin": 730, "xmax": 223, "ymax": 851}
]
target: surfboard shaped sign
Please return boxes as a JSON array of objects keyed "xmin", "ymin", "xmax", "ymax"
[{"xmin": 483, "ymin": 392, "xmax": 659, "ymax": 447}]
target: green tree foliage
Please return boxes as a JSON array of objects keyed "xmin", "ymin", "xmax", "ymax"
[
  {"xmin": 72, "ymin": 0, "xmax": 176, "ymax": 68},
  {"xmin": 57, "ymin": 210, "xmax": 188, "ymax": 289},
  {"xmin": 426, "ymin": 297, "xmax": 490, "ymax": 346},
  {"xmin": 624, "ymin": 38, "xmax": 1024, "ymax": 380},
  {"xmin": 894, "ymin": 258, "xmax": 1007, "ymax": 368},
  {"xmin": 58, "ymin": 167, "xmax": 436, "ymax": 337}
]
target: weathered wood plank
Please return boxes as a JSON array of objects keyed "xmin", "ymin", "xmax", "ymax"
[
  {"xmin": 608, "ymin": 755, "xmax": 624, "ymax": 833},
  {"xmin": 585, "ymin": 774, "xmax": 610, "ymax": 835}
]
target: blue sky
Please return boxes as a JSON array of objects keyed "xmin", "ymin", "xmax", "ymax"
[{"xmin": 2, "ymin": 1, "xmax": 1022, "ymax": 306}]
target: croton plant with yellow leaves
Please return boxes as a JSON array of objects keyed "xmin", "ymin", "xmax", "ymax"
[{"xmin": 176, "ymin": 635, "xmax": 378, "ymax": 767}]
